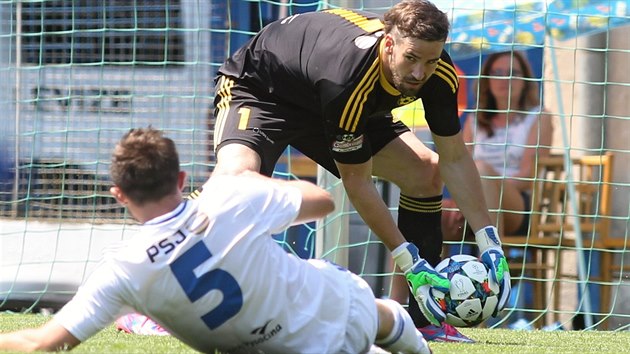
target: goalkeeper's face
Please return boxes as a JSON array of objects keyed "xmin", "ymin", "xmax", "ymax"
[{"xmin": 383, "ymin": 32, "xmax": 444, "ymax": 97}]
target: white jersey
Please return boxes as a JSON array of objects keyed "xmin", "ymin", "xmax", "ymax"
[
  {"xmin": 472, "ymin": 109, "xmax": 539, "ymax": 177},
  {"xmin": 54, "ymin": 175, "xmax": 376, "ymax": 353}
]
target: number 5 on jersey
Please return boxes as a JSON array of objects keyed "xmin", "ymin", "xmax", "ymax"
[{"xmin": 170, "ymin": 240, "xmax": 243, "ymax": 330}]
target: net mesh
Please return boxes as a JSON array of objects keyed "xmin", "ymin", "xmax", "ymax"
[{"xmin": 1, "ymin": 0, "xmax": 629, "ymax": 331}]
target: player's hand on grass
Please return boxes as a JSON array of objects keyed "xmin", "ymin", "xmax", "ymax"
[
  {"xmin": 392, "ymin": 242, "xmax": 449, "ymax": 326},
  {"xmin": 475, "ymin": 226, "xmax": 512, "ymax": 316}
]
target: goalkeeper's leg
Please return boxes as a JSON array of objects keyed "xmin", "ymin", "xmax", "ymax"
[
  {"xmin": 397, "ymin": 194, "xmax": 444, "ymax": 328},
  {"xmin": 375, "ymin": 299, "xmax": 431, "ymax": 354}
]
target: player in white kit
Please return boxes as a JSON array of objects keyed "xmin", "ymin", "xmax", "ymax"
[{"xmin": 0, "ymin": 127, "xmax": 430, "ymax": 354}]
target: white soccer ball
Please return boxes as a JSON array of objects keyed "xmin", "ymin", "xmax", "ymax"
[{"xmin": 430, "ymin": 254, "xmax": 500, "ymax": 327}]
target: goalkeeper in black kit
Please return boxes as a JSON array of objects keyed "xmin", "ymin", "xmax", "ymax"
[{"xmin": 211, "ymin": 0, "xmax": 511, "ymax": 342}]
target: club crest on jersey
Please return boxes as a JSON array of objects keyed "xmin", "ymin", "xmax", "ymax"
[
  {"xmin": 398, "ymin": 96, "xmax": 417, "ymax": 106},
  {"xmin": 332, "ymin": 134, "xmax": 363, "ymax": 153}
]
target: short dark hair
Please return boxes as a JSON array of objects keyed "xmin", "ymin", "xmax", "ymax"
[
  {"xmin": 383, "ymin": 0, "xmax": 450, "ymax": 42},
  {"xmin": 110, "ymin": 127, "xmax": 180, "ymax": 205}
]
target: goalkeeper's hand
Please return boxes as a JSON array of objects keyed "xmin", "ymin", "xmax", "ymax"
[
  {"xmin": 476, "ymin": 226, "xmax": 512, "ymax": 316},
  {"xmin": 392, "ymin": 242, "xmax": 450, "ymax": 326}
]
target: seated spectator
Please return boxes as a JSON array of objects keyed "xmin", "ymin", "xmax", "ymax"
[{"xmin": 442, "ymin": 51, "xmax": 553, "ymax": 242}]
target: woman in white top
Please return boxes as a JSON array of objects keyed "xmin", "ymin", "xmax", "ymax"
[{"xmin": 442, "ymin": 51, "xmax": 553, "ymax": 240}]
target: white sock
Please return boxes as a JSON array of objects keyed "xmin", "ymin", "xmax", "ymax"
[{"xmin": 375, "ymin": 299, "xmax": 431, "ymax": 354}]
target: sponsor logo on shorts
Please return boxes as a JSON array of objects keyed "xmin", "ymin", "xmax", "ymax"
[
  {"xmin": 230, "ymin": 319, "xmax": 283, "ymax": 351},
  {"xmin": 252, "ymin": 127, "xmax": 275, "ymax": 144},
  {"xmin": 332, "ymin": 134, "xmax": 363, "ymax": 153}
]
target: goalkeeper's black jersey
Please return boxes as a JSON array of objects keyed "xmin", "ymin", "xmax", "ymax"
[{"xmin": 217, "ymin": 8, "xmax": 461, "ymax": 159}]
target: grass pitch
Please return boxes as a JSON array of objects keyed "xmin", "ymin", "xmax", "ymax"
[{"xmin": 1, "ymin": 312, "xmax": 629, "ymax": 353}]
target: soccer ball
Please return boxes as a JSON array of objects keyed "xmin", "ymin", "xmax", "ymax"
[{"xmin": 431, "ymin": 254, "xmax": 500, "ymax": 327}]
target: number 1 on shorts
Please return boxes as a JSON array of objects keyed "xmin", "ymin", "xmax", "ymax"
[{"xmin": 237, "ymin": 107, "xmax": 250, "ymax": 130}]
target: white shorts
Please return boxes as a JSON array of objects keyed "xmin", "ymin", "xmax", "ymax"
[{"xmin": 339, "ymin": 272, "xmax": 379, "ymax": 354}]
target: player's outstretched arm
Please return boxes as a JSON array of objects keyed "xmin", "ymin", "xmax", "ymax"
[
  {"xmin": 433, "ymin": 134, "xmax": 512, "ymax": 315},
  {"xmin": 286, "ymin": 179, "xmax": 335, "ymax": 224},
  {"xmin": 335, "ymin": 160, "xmax": 407, "ymax": 251},
  {"xmin": 0, "ymin": 320, "xmax": 81, "ymax": 352},
  {"xmin": 235, "ymin": 170, "xmax": 335, "ymax": 224},
  {"xmin": 433, "ymin": 133, "xmax": 493, "ymax": 231},
  {"xmin": 189, "ymin": 171, "xmax": 335, "ymax": 224}
]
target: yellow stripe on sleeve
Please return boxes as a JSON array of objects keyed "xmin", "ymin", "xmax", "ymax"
[
  {"xmin": 434, "ymin": 61, "xmax": 459, "ymax": 94},
  {"xmin": 350, "ymin": 73, "xmax": 379, "ymax": 132},
  {"xmin": 324, "ymin": 9, "xmax": 384, "ymax": 33},
  {"xmin": 213, "ymin": 76, "xmax": 235, "ymax": 150},
  {"xmin": 339, "ymin": 59, "xmax": 379, "ymax": 132}
]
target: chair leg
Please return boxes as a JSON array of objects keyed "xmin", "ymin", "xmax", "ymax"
[
  {"xmin": 544, "ymin": 247, "xmax": 556, "ymax": 327},
  {"xmin": 600, "ymin": 251, "xmax": 613, "ymax": 330},
  {"xmin": 552, "ymin": 247, "xmax": 562, "ymax": 324},
  {"xmin": 532, "ymin": 248, "xmax": 546, "ymax": 328}
]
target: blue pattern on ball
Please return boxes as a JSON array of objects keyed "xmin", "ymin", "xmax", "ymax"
[{"xmin": 433, "ymin": 255, "xmax": 499, "ymax": 327}]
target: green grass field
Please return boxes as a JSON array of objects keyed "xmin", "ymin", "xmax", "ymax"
[{"xmin": 1, "ymin": 312, "xmax": 629, "ymax": 353}]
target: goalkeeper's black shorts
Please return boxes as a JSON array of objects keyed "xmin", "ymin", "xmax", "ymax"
[{"xmin": 212, "ymin": 75, "xmax": 408, "ymax": 178}]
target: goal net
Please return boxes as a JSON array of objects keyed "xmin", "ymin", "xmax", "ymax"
[{"xmin": 1, "ymin": 0, "xmax": 629, "ymax": 331}]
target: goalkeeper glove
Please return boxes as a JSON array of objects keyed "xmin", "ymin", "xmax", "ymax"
[
  {"xmin": 392, "ymin": 242, "xmax": 450, "ymax": 326},
  {"xmin": 476, "ymin": 226, "xmax": 512, "ymax": 316}
]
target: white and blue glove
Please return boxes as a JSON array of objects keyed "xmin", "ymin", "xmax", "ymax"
[
  {"xmin": 476, "ymin": 226, "xmax": 512, "ymax": 316},
  {"xmin": 392, "ymin": 242, "xmax": 450, "ymax": 326}
]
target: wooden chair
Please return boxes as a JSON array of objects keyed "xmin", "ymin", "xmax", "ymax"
[
  {"xmin": 552, "ymin": 152, "xmax": 629, "ymax": 329},
  {"xmin": 502, "ymin": 152, "xmax": 628, "ymax": 329},
  {"xmin": 501, "ymin": 154, "xmax": 567, "ymax": 328}
]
